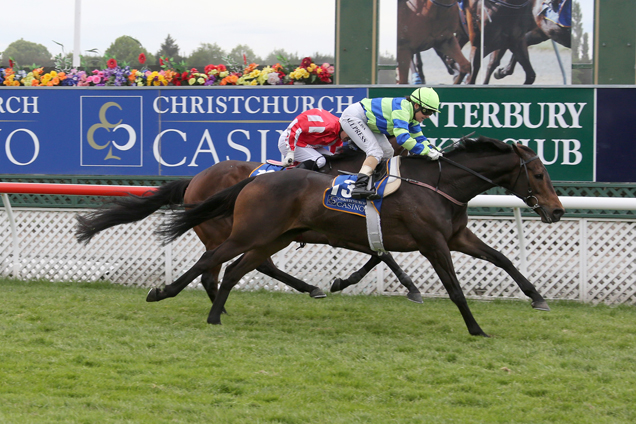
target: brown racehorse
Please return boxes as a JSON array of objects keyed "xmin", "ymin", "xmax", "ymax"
[
  {"xmin": 153, "ymin": 137, "xmax": 565, "ymax": 337},
  {"xmin": 461, "ymin": 0, "xmax": 537, "ymax": 84},
  {"xmin": 76, "ymin": 147, "xmax": 424, "ymax": 307},
  {"xmin": 493, "ymin": 0, "xmax": 572, "ymax": 81},
  {"xmin": 397, "ymin": 0, "xmax": 471, "ymax": 84}
]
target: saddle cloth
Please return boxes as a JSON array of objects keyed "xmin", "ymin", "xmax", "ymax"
[{"xmin": 322, "ymin": 156, "xmax": 402, "ymax": 218}]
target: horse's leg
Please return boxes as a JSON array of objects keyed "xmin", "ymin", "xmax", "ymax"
[
  {"xmin": 415, "ymin": 52, "xmax": 425, "ymax": 84},
  {"xmin": 200, "ymin": 267, "xmax": 229, "ymax": 315},
  {"xmin": 483, "ymin": 49, "xmax": 506, "ymax": 85},
  {"xmin": 436, "ymin": 38, "xmax": 471, "ymax": 84},
  {"xmin": 467, "ymin": 44, "xmax": 481, "ymax": 84},
  {"xmin": 448, "ymin": 227, "xmax": 549, "ymax": 311},
  {"xmin": 255, "ymin": 257, "xmax": 326, "ymax": 298},
  {"xmin": 330, "ymin": 255, "xmax": 381, "ymax": 293},
  {"xmin": 146, "ymin": 249, "xmax": 218, "ymax": 302},
  {"xmin": 200, "ymin": 269, "xmax": 220, "ymax": 304},
  {"xmin": 330, "ymin": 253, "xmax": 422, "ymax": 303},
  {"xmin": 422, "ymin": 244, "xmax": 488, "ymax": 337},
  {"xmin": 509, "ymin": 40, "xmax": 535, "ymax": 85},
  {"xmin": 147, "ymin": 238, "xmax": 246, "ymax": 302},
  {"xmin": 207, "ymin": 236, "xmax": 298, "ymax": 325},
  {"xmin": 494, "ymin": 28, "xmax": 548, "ymax": 80},
  {"xmin": 397, "ymin": 45, "xmax": 412, "ymax": 84},
  {"xmin": 494, "ymin": 50, "xmax": 518, "ymax": 80}
]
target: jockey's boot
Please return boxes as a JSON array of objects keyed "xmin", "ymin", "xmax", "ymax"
[
  {"xmin": 296, "ymin": 160, "xmax": 319, "ymax": 171},
  {"xmin": 351, "ymin": 174, "xmax": 379, "ymax": 200}
]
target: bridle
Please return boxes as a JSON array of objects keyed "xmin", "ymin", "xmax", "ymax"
[{"xmin": 437, "ymin": 154, "xmax": 543, "ymax": 211}]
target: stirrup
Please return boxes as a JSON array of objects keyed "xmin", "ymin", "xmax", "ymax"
[{"xmin": 352, "ymin": 187, "xmax": 378, "ymax": 200}]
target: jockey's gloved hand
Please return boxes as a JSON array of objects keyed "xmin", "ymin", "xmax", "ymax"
[
  {"xmin": 283, "ymin": 151, "xmax": 295, "ymax": 167},
  {"xmin": 423, "ymin": 146, "xmax": 442, "ymax": 160}
]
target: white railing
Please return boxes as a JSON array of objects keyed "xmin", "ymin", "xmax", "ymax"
[{"xmin": 2, "ymin": 184, "xmax": 635, "ymax": 305}]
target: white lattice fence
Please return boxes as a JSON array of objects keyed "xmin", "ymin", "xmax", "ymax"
[{"xmin": 1, "ymin": 208, "xmax": 635, "ymax": 305}]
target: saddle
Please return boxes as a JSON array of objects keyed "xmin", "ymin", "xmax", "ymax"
[{"xmin": 357, "ymin": 156, "xmax": 403, "ymax": 199}]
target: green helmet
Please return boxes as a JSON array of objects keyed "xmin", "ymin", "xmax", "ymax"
[{"xmin": 410, "ymin": 87, "xmax": 440, "ymax": 112}]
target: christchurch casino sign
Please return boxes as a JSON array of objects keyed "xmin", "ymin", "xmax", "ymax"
[{"xmin": 0, "ymin": 87, "xmax": 594, "ymax": 181}]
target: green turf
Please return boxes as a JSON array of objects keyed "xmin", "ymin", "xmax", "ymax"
[{"xmin": 1, "ymin": 278, "xmax": 635, "ymax": 423}]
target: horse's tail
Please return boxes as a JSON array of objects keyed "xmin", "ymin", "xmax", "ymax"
[
  {"xmin": 75, "ymin": 179, "xmax": 191, "ymax": 244},
  {"xmin": 157, "ymin": 176, "xmax": 256, "ymax": 244}
]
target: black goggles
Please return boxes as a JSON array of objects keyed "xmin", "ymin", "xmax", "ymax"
[{"xmin": 422, "ymin": 108, "xmax": 437, "ymax": 116}]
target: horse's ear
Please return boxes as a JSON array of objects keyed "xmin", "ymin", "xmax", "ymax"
[{"xmin": 511, "ymin": 142, "xmax": 524, "ymax": 157}]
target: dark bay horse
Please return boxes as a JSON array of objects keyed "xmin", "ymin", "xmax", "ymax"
[
  {"xmin": 153, "ymin": 137, "xmax": 565, "ymax": 337},
  {"xmin": 398, "ymin": 0, "xmax": 471, "ymax": 84},
  {"xmin": 76, "ymin": 149, "xmax": 423, "ymax": 307},
  {"xmin": 493, "ymin": 0, "xmax": 572, "ymax": 81},
  {"xmin": 462, "ymin": 0, "xmax": 537, "ymax": 84}
]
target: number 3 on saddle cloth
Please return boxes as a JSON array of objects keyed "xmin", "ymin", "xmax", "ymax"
[{"xmin": 323, "ymin": 157, "xmax": 402, "ymax": 253}]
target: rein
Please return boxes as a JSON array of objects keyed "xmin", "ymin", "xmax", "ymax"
[
  {"xmin": 438, "ymin": 154, "xmax": 542, "ymax": 209},
  {"xmin": 387, "ymin": 153, "xmax": 541, "ymax": 208}
]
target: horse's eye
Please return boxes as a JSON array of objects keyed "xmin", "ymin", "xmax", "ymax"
[{"xmin": 534, "ymin": 174, "xmax": 544, "ymax": 180}]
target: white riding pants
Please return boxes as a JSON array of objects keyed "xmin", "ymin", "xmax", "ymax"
[
  {"xmin": 339, "ymin": 102, "xmax": 394, "ymax": 163},
  {"xmin": 277, "ymin": 132, "xmax": 331, "ymax": 168}
]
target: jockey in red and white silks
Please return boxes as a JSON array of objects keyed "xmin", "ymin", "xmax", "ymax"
[{"xmin": 278, "ymin": 108, "xmax": 348, "ymax": 170}]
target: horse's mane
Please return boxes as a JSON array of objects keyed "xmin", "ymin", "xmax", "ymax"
[{"xmin": 446, "ymin": 136, "xmax": 513, "ymax": 157}]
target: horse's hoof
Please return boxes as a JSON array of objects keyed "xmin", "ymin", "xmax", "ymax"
[
  {"xmin": 330, "ymin": 278, "xmax": 343, "ymax": 293},
  {"xmin": 407, "ymin": 292, "xmax": 423, "ymax": 304},
  {"xmin": 207, "ymin": 317, "xmax": 222, "ymax": 325},
  {"xmin": 532, "ymin": 300, "xmax": 551, "ymax": 311},
  {"xmin": 146, "ymin": 288, "xmax": 160, "ymax": 302},
  {"xmin": 310, "ymin": 288, "xmax": 327, "ymax": 298}
]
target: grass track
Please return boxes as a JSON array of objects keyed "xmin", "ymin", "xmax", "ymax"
[{"xmin": 1, "ymin": 278, "xmax": 635, "ymax": 423}]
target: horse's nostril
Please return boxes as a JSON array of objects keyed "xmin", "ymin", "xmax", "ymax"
[{"xmin": 553, "ymin": 209, "xmax": 565, "ymax": 220}]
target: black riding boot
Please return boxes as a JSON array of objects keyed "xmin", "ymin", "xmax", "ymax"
[
  {"xmin": 351, "ymin": 174, "xmax": 379, "ymax": 200},
  {"xmin": 296, "ymin": 160, "xmax": 319, "ymax": 171}
]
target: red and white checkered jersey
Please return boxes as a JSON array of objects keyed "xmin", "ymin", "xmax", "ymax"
[{"xmin": 281, "ymin": 108, "xmax": 343, "ymax": 153}]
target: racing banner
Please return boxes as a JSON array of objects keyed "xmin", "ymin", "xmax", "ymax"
[
  {"xmin": 0, "ymin": 87, "xmax": 366, "ymax": 177},
  {"xmin": 0, "ymin": 85, "xmax": 631, "ymax": 182}
]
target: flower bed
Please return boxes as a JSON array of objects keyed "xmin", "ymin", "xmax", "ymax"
[{"xmin": 0, "ymin": 56, "xmax": 334, "ymax": 87}]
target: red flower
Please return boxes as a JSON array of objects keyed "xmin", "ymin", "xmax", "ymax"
[
  {"xmin": 107, "ymin": 58, "xmax": 117, "ymax": 69},
  {"xmin": 300, "ymin": 57, "xmax": 313, "ymax": 68},
  {"xmin": 159, "ymin": 57, "xmax": 164, "ymax": 66},
  {"xmin": 9, "ymin": 59, "xmax": 14, "ymax": 68},
  {"xmin": 138, "ymin": 53, "xmax": 146, "ymax": 65},
  {"xmin": 243, "ymin": 54, "xmax": 247, "ymax": 65},
  {"xmin": 217, "ymin": 64, "xmax": 227, "ymax": 72},
  {"xmin": 190, "ymin": 68, "xmax": 198, "ymax": 74},
  {"xmin": 204, "ymin": 64, "xmax": 217, "ymax": 74}
]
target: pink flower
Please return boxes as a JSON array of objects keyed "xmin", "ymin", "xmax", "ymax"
[{"xmin": 321, "ymin": 63, "xmax": 334, "ymax": 74}]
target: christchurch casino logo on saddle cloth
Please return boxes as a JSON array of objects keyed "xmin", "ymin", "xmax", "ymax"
[
  {"xmin": 323, "ymin": 157, "xmax": 402, "ymax": 217},
  {"xmin": 80, "ymin": 96, "xmax": 143, "ymax": 167}
]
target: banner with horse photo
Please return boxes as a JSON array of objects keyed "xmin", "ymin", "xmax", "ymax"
[{"xmin": 397, "ymin": 0, "xmax": 572, "ymax": 85}]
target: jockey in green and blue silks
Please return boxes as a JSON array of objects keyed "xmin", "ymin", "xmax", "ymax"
[
  {"xmin": 360, "ymin": 97, "xmax": 432, "ymax": 156},
  {"xmin": 339, "ymin": 86, "xmax": 442, "ymax": 200}
]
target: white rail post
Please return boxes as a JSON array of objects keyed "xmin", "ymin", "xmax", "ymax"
[
  {"xmin": 579, "ymin": 219, "xmax": 588, "ymax": 302},
  {"xmin": 164, "ymin": 242, "xmax": 173, "ymax": 286},
  {"xmin": 2, "ymin": 193, "xmax": 21, "ymax": 277},
  {"xmin": 513, "ymin": 207, "xmax": 527, "ymax": 276}
]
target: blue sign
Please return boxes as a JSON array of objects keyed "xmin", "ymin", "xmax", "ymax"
[
  {"xmin": 0, "ymin": 87, "xmax": 366, "ymax": 176},
  {"xmin": 596, "ymin": 88, "xmax": 636, "ymax": 183}
]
